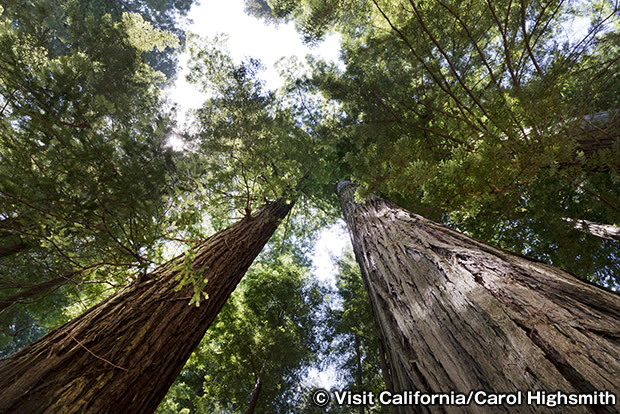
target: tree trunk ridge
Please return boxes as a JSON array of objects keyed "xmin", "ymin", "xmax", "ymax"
[
  {"xmin": 337, "ymin": 181, "xmax": 619, "ymax": 414},
  {"xmin": 0, "ymin": 199, "xmax": 293, "ymax": 414}
]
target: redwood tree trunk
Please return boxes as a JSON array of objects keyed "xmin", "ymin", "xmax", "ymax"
[
  {"xmin": 337, "ymin": 181, "xmax": 620, "ymax": 414},
  {"xmin": 0, "ymin": 199, "xmax": 293, "ymax": 414}
]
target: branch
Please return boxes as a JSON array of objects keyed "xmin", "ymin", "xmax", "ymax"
[{"xmin": 64, "ymin": 330, "xmax": 128, "ymax": 371}]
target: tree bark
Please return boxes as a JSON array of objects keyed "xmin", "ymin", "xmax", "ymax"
[
  {"xmin": 337, "ymin": 181, "xmax": 620, "ymax": 414},
  {"xmin": 246, "ymin": 359, "xmax": 267, "ymax": 414},
  {"xmin": 0, "ymin": 199, "xmax": 293, "ymax": 414},
  {"xmin": 354, "ymin": 334, "xmax": 365, "ymax": 414},
  {"xmin": 563, "ymin": 218, "xmax": 620, "ymax": 241}
]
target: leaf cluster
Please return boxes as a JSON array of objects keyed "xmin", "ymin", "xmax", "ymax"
[
  {"xmin": 273, "ymin": 0, "xmax": 620, "ymax": 284},
  {"xmin": 157, "ymin": 252, "xmax": 327, "ymax": 413}
]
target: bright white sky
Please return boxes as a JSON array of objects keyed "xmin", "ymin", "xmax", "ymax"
[
  {"xmin": 167, "ymin": 0, "xmax": 350, "ymax": 284},
  {"xmin": 167, "ymin": 0, "xmax": 350, "ymax": 390},
  {"xmin": 168, "ymin": 0, "xmax": 342, "ymax": 117}
]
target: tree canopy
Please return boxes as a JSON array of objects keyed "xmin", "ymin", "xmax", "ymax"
[
  {"xmin": 246, "ymin": 0, "xmax": 620, "ymax": 285},
  {"xmin": 1, "ymin": 0, "xmax": 618, "ymax": 411},
  {"xmin": 0, "ymin": 1, "xmax": 186, "ymax": 350}
]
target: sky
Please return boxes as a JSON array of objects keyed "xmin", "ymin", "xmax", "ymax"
[
  {"xmin": 167, "ymin": 0, "xmax": 350, "ymax": 282},
  {"xmin": 167, "ymin": 0, "xmax": 351, "ymax": 389},
  {"xmin": 167, "ymin": 0, "xmax": 342, "ymax": 118}
]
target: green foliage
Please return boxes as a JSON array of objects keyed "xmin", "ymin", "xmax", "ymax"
[
  {"xmin": 275, "ymin": 0, "xmax": 620, "ymax": 285},
  {"xmin": 324, "ymin": 249, "xmax": 388, "ymax": 413},
  {"xmin": 173, "ymin": 249, "xmax": 209, "ymax": 307},
  {"xmin": 184, "ymin": 35, "xmax": 341, "ymax": 217},
  {"xmin": 157, "ymin": 252, "xmax": 327, "ymax": 413},
  {"xmin": 0, "ymin": 1, "xmax": 189, "ymax": 350},
  {"xmin": 1, "ymin": 0, "xmax": 193, "ymax": 80},
  {"xmin": 243, "ymin": 0, "xmax": 279, "ymax": 25},
  {"xmin": 122, "ymin": 12, "xmax": 179, "ymax": 53}
]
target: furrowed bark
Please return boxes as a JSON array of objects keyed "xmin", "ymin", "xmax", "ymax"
[
  {"xmin": 337, "ymin": 181, "xmax": 620, "ymax": 414},
  {"xmin": 0, "ymin": 199, "xmax": 293, "ymax": 414}
]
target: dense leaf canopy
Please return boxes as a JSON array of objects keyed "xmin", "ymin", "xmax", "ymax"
[
  {"xmin": 1, "ymin": 0, "xmax": 618, "ymax": 411},
  {"xmin": 248, "ymin": 0, "xmax": 620, "ymax": 285},
  {"xmin": 0, "ymin": 0, "xmax": 182, "ymax": 351}
]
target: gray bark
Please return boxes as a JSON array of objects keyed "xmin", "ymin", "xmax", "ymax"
[
  {"xmin": 563, "ymin": 218, "xmax": 620, "ymax": 241},
  {"xmin": 337, "ymin": 181, "xmax": 620, "ymax": 414}
]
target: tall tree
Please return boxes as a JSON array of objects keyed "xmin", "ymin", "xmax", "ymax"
[
  {"xmin": 157, "ymin": 252, "xmax": 325, "ymax": 414},
  {"xmin": 0, "ymin": 4, "xmax": 183, "ymax": 348},
  {"xmin": 266, "ymin": 0, "xmax": 620, "ymax": 285},
  {"xmin": 0, "ymin": 198, "xmax": 293, "ymax": 414},
  {"xmin": 338, "ymin": 181, "xmax": 619, "ymax": 414}
]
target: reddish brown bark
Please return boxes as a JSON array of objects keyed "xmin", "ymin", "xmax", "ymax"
[
  {"xmin": 338, "ymin": 181, "xmax": 620, "ymax": 414},
  {"xmin": 0, "ymin": 199, "xmax": 293, "ymax": 414}
]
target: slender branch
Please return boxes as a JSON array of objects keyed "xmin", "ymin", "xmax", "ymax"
[
  {"xmin": 486, "ymin": 0, "xmax": 520, "ymax": 88},
  {"xmin": 369, "ymin": 0, "xmax": 483, "ymax": 132},
  {"xmin": 519, "ymin": 0, "xmax": 552, "ymax": 89},
  {"xmin": 64, "ymin": 330, "xmax": 128, "ymax": 371},
  {"xmin": 406, "ymin": 0, "xmax": 494, "ymax": 126},
  {"xmin": 435, "ymin": 0, "xmax": 528, "ymax": 140}
]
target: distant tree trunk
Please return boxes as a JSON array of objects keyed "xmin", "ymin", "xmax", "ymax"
[
  {"xmin": 573, "ymin": 110, "xmax": 619, "ymax": 159},
  {"xmin": 246, "ymin": 359, "xmax": 267, "ymax": 414},
  {"xmin": 354, "ymin": 334, "xmax": 365, "ymax": 414},
  {"xmin": 0, "ymin": 241, "xmax": 29, "ymax": 258},
  {"xmin": 0, "ymin": 217, "xmax": 30, "ymax": 258},
  {"xmin": 245, "ymin": 307, "xmax": 285, "ymax": 414},
  {"xmin": 337, "ymin": 181, "xmax": 620, "ymax": 414},
  {"xmin": 0, "ymin": 199, "xmax": 293, "ymax": 414},
  {"xmin": 563, "ymin": 218, "xmax": 620, "ymax": 241},
  {"xmin": 0, "ymin": 275, "xmax": 72, "ymax": 314},
  {"xmin": 246, "ymin": 376, "xmax": 262, "ymax": 414}
]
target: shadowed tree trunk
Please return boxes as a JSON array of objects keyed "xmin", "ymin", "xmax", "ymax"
[
  {"xmin": 337, "ymin": 181, "xmax": 620, "ymax": 414},
  {"xmin": 354, "ymin": 334, "xmax": 365, "ymax": 414},
  {"xmin": 0, "ymin": 274, "xmax": 77, "ymax": 314},
  {"xmin": 0, "ymin": 217, "xmax": 30, "ymax": 258},
  {"xmin": 0, "ymin": 241, "xmax": 29, "ymax": 258},
  {"xmin": 0, "ymin": 199, "xmax": 293, "ymax": 414},
  {"xmin": 246, "ymin": 359, "xmax": 266, "ymax": 414}
]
